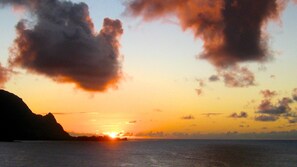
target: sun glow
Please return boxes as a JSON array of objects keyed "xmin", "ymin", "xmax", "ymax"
[{"xmin": 105, "ymin": 132, "xmax": 118, "ymax": 139}]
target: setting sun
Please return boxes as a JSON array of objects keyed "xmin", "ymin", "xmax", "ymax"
[
  {"xmin": 105, "ymin": 132, "xmax": 118, "ymax": 139},
  {"xmin": 0, "ymin": 0, "xmax": 297, "ymax": 166}
]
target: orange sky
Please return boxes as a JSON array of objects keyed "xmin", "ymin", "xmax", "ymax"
[{"xmin": 1, "ymin": 0, "xmax": 297, "ymax": 139}]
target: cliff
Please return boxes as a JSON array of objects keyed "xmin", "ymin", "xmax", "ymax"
[{"xmin": 0, "ymin": 89, "xmax": 71, "ymax": 141}]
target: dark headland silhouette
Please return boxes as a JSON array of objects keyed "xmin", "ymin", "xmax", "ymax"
[{"xmin": 0, "ymin": 89, "xmax": 126, "ymax": 142}]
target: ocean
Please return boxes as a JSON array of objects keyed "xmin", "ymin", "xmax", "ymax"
[{"xmin": 0, "ymin": 140, "xmax": 297, "ymax": 167}]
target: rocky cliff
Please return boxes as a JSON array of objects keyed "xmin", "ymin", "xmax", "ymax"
[{"xmin": 0, "ymin": 89, "xmax": 71, "ymax": 141}]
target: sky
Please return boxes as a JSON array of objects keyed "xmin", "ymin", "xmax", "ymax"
[{"xmin": 0, "ymin": 0, "xmax": 297, "ymax": 139}]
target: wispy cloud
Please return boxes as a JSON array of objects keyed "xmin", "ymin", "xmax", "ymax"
[
  {"xmin": 0, "ymin": 64, "xmax": 10, "ymax": 88},
  {"xmin": 218, "ymin": 66, "xmax": 255, "ymax": 88},
  {"xmin": 196, "ymin": 79, "xmax": 205, "ymax": 87},
  {"xmin": 293, "ymin": 88, "xmax": 297, "ymax": 101},
  {"xmin": 134, "ymin": 130, "xmax": 297, "ymax": 139},
  {"xmin": 153, "ymin": 108, "xmax": 163, "ymax": 112},
  {"xmin": 239, "ymin": 124, "xmax": 250, "ymax": 128},
  {"xmin": 195, "ymin": 78, "xmax": 205, "ymax": 96},
  {"xmin": 208, "ymin": 75, "xmax": 220, "ymax": 82},
  {"xmin": 229, "ymin": 112, "xmax": 248, "ymax": 118},
  {"xmin": 49, "ymin": 112, "xmax": 97, "ymax": 115},
  {"xmin": 195, "ymin": 88, "xmax": 203, "ymax": 96},
  {"xmin": 260, "ymin": 89, "xmax": 277, "ymax": 99},
  {"xmin": 181, "ymin": 115, "xmax": 195, "ymax": 120},
  {"xmin": 201, "ymin": 113, "xmax": 222, "ymax": 117},
  {"xmin": 255, "ymin": 115, "xmax": 278, "ymax": 122},
  {"xmin": 127, "ymin": 120, "xmax": 137, "ymax": 124}
]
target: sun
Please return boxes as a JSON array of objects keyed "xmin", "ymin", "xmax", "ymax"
[{"xmin": 105, "ymin": 132, "xmax": 118, "ymax": 139}]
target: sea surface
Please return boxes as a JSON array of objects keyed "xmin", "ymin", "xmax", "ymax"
[{"xmin": 0, "ymin": 140, "xmax": 297, "ymax": 167}]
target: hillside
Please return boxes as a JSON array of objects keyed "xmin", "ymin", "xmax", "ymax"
[{"xmin": 0, "ymin": 89, "xmax": 71, "ymax": 141}]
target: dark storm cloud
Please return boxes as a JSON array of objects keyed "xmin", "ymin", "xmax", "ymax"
[
  {"xmin": 1, "ymin": 0, "xmax": 123, "ymax": 92},
  {"xmin": 181, "ymin": 115, "xmax": 195, "ymax": 120},
  {"xmin": 126, "ymin": 0, "xmax": 284, "ymax": 67},
  {"xmin": 229, "ymin": 111, "xmax": 248, "ymax": 118}
]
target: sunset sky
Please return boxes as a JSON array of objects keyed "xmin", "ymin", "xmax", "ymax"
[{"xmin": 1, "ymin": 0, "xmax": 297, "ymax": 139}]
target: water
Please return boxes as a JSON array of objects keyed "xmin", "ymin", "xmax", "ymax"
[{"xmin": 0, "ymin": 140, "xmax": 297, "ymax": 167}]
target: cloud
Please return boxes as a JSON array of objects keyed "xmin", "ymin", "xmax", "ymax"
[
  {"xmin": 208, "ymin": 75, "xmax": 220, "ymax": 82},
  {"xmin": 243, "ymin": 99, "xmax": 256, "ymax": 109},
  {"xmin": 289, "ymin": 119, "xmax": 297, "ymax": 124},
  {"xmin": 229, "ymin": 111, "xmax": 248, "ymax": 118},
  {"xmin": 218, "ymin": 66, "xmax": 255, "ymax": 87},
  {"xmin": 206, "ymin": 66, "xmax": 255, "ymax": 88},
  {"xmin": 1, "ymin": 0, "xmax": 123, "ymax": 92},
  {"xmin": 134, "ymin": 130, "xmax": 297, "ymax": 139},
  {"xmin": 122, "ymin": 132, "xmax": 134, "ymax": 137},
  {"xmin": 239, "ymin": 124, "xmax": 250, "ymax": 128},
  {"xmin": 260, "ymin": 89, "xmax": 277, "ymax": 99},
  {"xmin": 153, "ymin": 108, "xmax": 162, "ymax": 112},
  {"xmin": 181, "ymin": 115, "xmax": 195, "ymax": 120},
  {"xmin": 136, "ymin": 131, "xmax": 165, "ymax": 137},
  {"xmin": 255, "ymin": 92, "xmax": 297, "ymax": 123},
  {"xmin": 258, "ymin": 97, "xmax": 293, "ymax": 115},
  {"xmin": 0, "ymin": 63, "xmax": 11, "ymax": 87},
  {"xmin": 125, "ymin": 0, "xmax": 284, "ymax": 67},
  {"xmin": 293, "ymin": 88, "xmax": 297, "ymax": 101},
  {"xmin": 201, "ymin": 113, "xmax": 222, "ymax": 117},
  {"xmin": 49, "ymin": 112, "xmax": 97, "ymax": 115},
  {"xmin": 255, "ymin": 115, "xmax": 278, "ymax": 122},
  {"xmin": 127, "ymin": 120, "xmax": 137, "ymax": 124},
  {"xmin": 194, "ymin": 78, "xmax": 205, "ymax": 96},
  {"xmin": 284, "ymin": 112, "xmax": 297, "ymax": 124},
  {"xmin": 195, "ymin": 88, "xmax": 202, "ymax": 96},
  {"xmin": 195, "ymin": 78, "xmax": 205, "ymax": 87},
  {"xmin": 125, "ymin": 0, "xmax": 292, "ymax": 89}
]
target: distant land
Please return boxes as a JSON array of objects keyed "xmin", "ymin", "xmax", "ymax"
[{"xmin": 0, "ymin": 89, "xmax": 126, "ymax": 142}]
